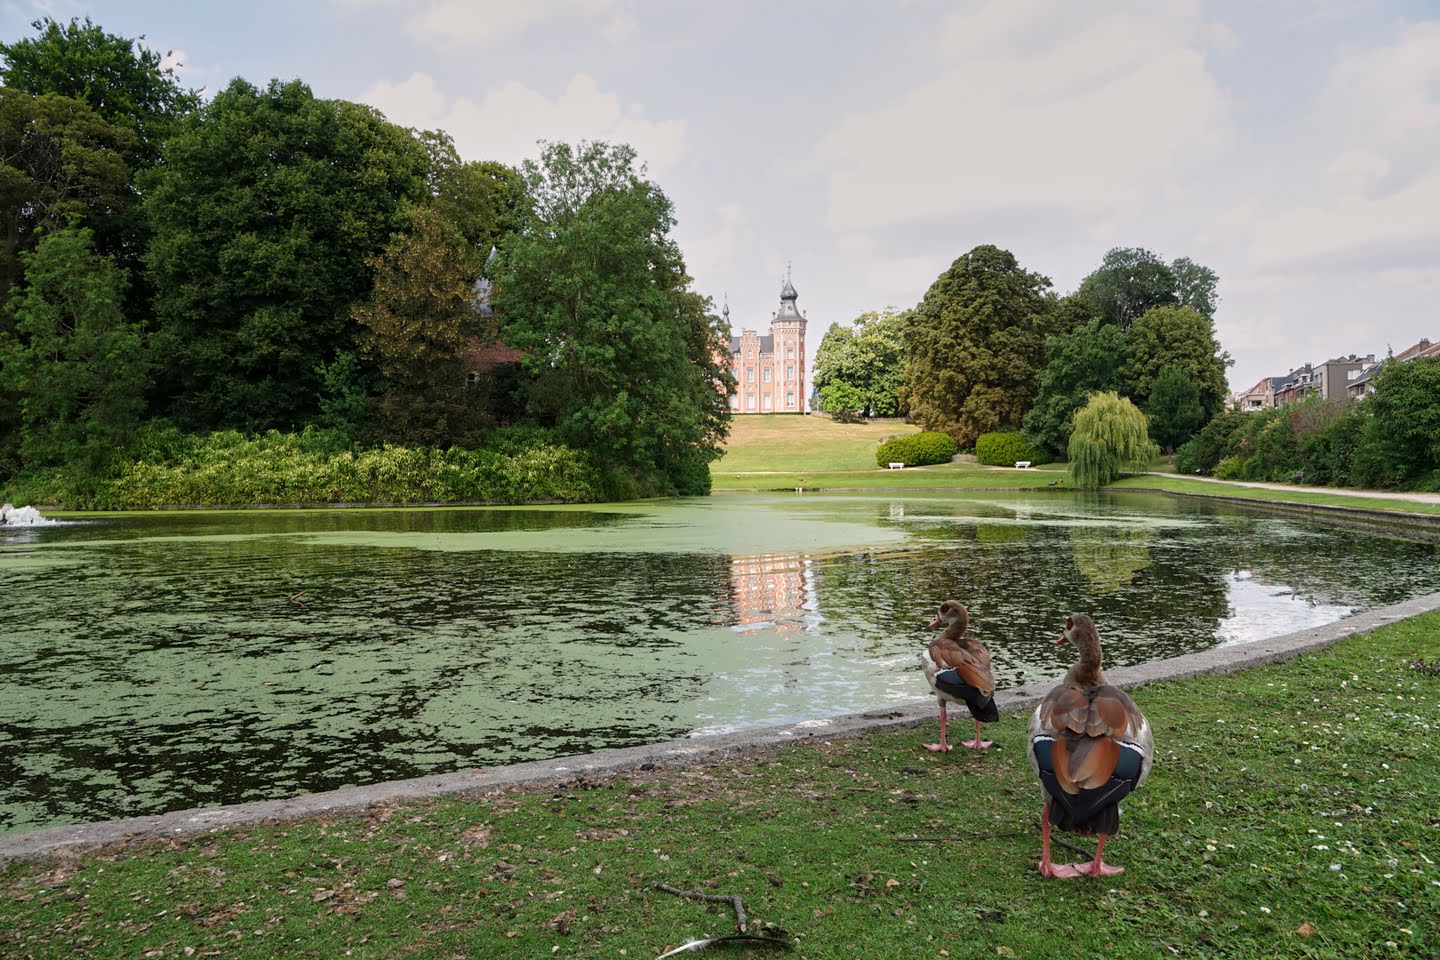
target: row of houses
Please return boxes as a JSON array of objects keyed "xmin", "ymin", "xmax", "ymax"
[{"xmin": 1229, "ymin": 337, "xmax": 1439, "ymax": 412}]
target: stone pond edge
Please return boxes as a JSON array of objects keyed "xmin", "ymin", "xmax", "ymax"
[{"xmin": 5, "ymin": 589, "xmax": 1439, "ymax": 865}]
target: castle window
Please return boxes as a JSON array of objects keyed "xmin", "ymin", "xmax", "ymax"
[
  {"xmin": 746, "ymin": 394, "xmax": 756, "ymax": 410},
  {"xmin": 730, "ymin": 395, "xmax": 739, "ymax": 410},
  {"xmin": 746, "ymin": 368, "xmax": 755, "ymax": 382},
  {"xmin": 785, "ymin": 365, "xmax": 794, "ymax": 380},
  {"xmin": 762, "ymin": 394, "xmax": 773, "ymax": 411},
  {"xmin": 786, "ymin": 391, "xmax": 795, "ymax": 407},
  {"xmin": 762, "ymin": 367, "xmax": 772, "ymax": 383},
  {"xmin": 787, "ymin": 348, "xmax": 794, "ymax": 359}
]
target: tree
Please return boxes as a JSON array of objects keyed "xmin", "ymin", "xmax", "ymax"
[
  {"xmin": 143, "ymin": 78, "xmax": 430, "ymax": 431},
  {"xmin": 1145, "ymin": 366, "xmax": 1205, "ymax": 453},
  {"xmin": 0, "ymin": 88, "xmax": 136, "ymax": 296},
  {"xmin": 1362, "ymin": 356, "xmax": 1440, "ymax": 486},
  {"xmin": 1077, "ymin": 247, "xmax": 1177, "ymax": 331},
  {"xmin": 812, "ymin": 308, "xmax": 907, "ymax": 420},
  {"xmin": 1067, "ymin": 392, "xmax": 1158, "ymax": 489},
  {"xmin": 904, "ymin": 245, "xmax": 1067, "ymax": 447},
  {"xmin": 1021, "ymin": 306, "xmax": 1125, "ymax": 459},
  {"xmin": 0, "ymin": 16, "xmax": 198, "ymax": 165},
  {"xmin": 418, "ymin": 130, "xmax": 525, "ymax": 253},
  {"xmin": 1122, "ymin": 304, "xmax": 1231, "ymax": 419},
  {"xmin": 0, "ymin": 228, "xmax": 146, "ymax": 470},
  {"xmin": 354, "ymin": 207, "xmax": 487, "ymax": 447},
  {"xmin": 1172, "ymin": 257, "xmax": 1219, "ymax": 319},
  {"xmin": 495, "ymin": 141, "xmax": 731, "ymax": 496}
]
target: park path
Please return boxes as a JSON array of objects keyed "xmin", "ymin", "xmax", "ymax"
[{"xmin": 1145, "ymin": 471, "xmax": 1440, "ymax": 505}]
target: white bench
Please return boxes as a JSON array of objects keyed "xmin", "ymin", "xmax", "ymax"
[
  {"xmin": 887, "ymin": 462, "xmax": 905, "ymax": 469},
  {"xmin": 1015, "ymin": 460, "xmax": 1032, "ymax": 469}
]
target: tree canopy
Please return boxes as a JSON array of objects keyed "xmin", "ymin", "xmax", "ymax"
[
  {"xmin": 1145, "ymin": 366, "xmax": 1205, "ymax": 453},
  {"xmin": 495, "ymin": 141, "xmax": 731, "ymax": 496},
  {"xmin": 904, "ymin": 245, "xmax": 1068, "ymax": 446},
  {"xmin": 0, "ymin": 16, "xmax": 198, "ymax": 165},
  {"xmin": 1020, "ymin": 304, "xmax": 1125, "ymax": 459},
  {"xmin": 0, "ymin": 227, "xmax": 147, "ymax": 471},
  {"xmin": 1077, "ymin": 247, "xmax": 1220, "ymax": 329},
  {"xmin": 354, "ymin": 207, "xmax": 487, "ymax": 447},
  {"xmin": 1122, "ymin": 303, "xmax": 1231, "ymax": 420},
  {"xmin": 143, "ymin": 78, "xmax": 430, "ymax": 431},
  {"xmin": 812, "ymin": 309, "xmax": 907, "ymax": 420},
  {"xmin": 1068, "ymin": 392, "xmax": 1158, "ymax": 489},
  {"xmin": 0, "ymin": 87, "xmax": 136, "ymax": 296},
  {"xmin": 419, "ymin": 129, "xmax": 526, "ymax": 254}
]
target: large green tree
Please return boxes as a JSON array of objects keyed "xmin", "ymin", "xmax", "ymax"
[
  {"xmin": 1145, "ymin": 365, "xmax": 1205, "ymax": 453},
  {"xmin": 812, "ymin": 308, "xmax": 907, "ymax": 420},
  {"xmin": 0, "ymin": 227, "xmax": 146, "ymax": 471},
  {"xmin": 1020, "ymin": 300, "xmax": 1124, "ymax": 459},
  {"xmin": 143, "ymin": 78, "xmax": 430, "ymax": 431},
  {"xmin": 1077, "ymin": 247, "xmax": 1176, "ymax": 331},
  {"xmin": 1171, "ymin": 256, "xmax": 1219, "ymax": 319},
  {"xmin": 0, "ymin": 87, "xmax": 135, "ymax": 296},
  {"xmin": 1363, "ymin": 356, "xmax": 1440, "ymax": 486},
  {"xmin": 354, "ymin": 207, "xmax": 486, "ymax": 447},
  {"xmin": 0, "ymin": 16, "xmax": 198, "ymax": 165},
  {"xmin": 904, "ymin": 245, "xmax": 1067, "ymax": 446},
  {"xmin": 495, "ymin": 141, "xmax": 731, "ymax": 496},
  {"xmin": 1077, "ymin": 248, "xmax": 1222, "ymax": 330},
  {"xmin": 1121, "ymin": 303, "xmax": 1231, "ymax": 419},
  {"xmin": 418, "ymin": 130, "xmax": 525, "ymax": 253}
]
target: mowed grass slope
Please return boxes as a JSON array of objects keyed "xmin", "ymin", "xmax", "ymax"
[
  {"xmin": 714, "ymin": 415, "xmax": 920, "ymax": 473},
  {"xmin": 4, "ymin": 612, "xmax": 1437, "ymax": 958},
  {"xmin": 711, "ymin": 415, "xmax": 1068, "ymax": 490}
]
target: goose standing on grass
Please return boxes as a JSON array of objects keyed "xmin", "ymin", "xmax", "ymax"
[
  {"xmin": 1029, "ymin": 613, "xmax": 1153, "ymax": 878},
  {"xmin": 919, "ymin": 600, "xmax": 999, "ymax": 752}
]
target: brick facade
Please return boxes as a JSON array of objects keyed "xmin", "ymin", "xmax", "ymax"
[{"xmin": 726, "ymin": 275, "xmax": 808, "ymax": 414}]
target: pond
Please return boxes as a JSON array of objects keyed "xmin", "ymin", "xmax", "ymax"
[{"xmin": 4, "ymin": 491, "xmax": 1438, "ymax": 833}]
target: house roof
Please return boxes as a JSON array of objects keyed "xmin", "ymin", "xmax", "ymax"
[{"xmin": 730, "ymin": 334, "xmax": 775, "ymax": 354}]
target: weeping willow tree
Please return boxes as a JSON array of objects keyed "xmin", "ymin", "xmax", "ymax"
[{"xmin": 1068, "ymin": 391, "xmax": 1159, "ymax": 488}]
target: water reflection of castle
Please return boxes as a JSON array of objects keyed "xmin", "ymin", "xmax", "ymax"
[{"xmin": 729, "ymin": 553, "xmax": 813, "ymax": 634}]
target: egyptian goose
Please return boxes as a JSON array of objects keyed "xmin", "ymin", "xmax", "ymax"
[
  {"xmin": 919, "ymin": 600, "xmax": 999, "ymax": 752},
  {"xmin": 1028, "ymin": 613, "xmax": 1153, "ymax": 878}
]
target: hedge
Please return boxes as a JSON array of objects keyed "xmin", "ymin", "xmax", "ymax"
[
  {"xmin": 875, "ymin": 431, "xmax": 958, "ymax": 467},
  {"xmin": 975, "ymin": 431, "xmax": 1041, "ymax": 466}
]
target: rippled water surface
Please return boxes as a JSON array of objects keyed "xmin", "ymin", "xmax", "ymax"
[{"xmin": 4, "ymin": 492, "xmax": 1438, "ymax": 832}]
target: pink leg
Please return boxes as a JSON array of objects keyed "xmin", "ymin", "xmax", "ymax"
[
  {"xmin": 923, "ymin": 701, "xmax": 952, "ymax": 752},
  {"xmin": 960, "ymin": 718, "xmax": 993, "ymax": 751},
  {"xmin": 1039, "ymin": 802, "xmax": 1081, "ymax": 879},
  {"xmin": 1072, "ymin": 834, "xmax": 1125, "ymax": 877}
]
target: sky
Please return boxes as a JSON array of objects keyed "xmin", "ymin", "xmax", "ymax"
[{"xmin": 5, "ymin": 0, "xmax": 1439, "ymax": 394}]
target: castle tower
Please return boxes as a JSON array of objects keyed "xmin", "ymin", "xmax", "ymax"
[
  {"xmin": 770, "ymin": 266, "xmax": 807, "ymax": 414},
  {"xmin": 726, "ymin": 266, "xmax": 808, "ymax": 414}
]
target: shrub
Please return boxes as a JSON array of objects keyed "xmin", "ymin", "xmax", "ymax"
[
  {"xmin": 975, "ymin": 431, "xmax": 1041, "ymax": 466},
  {"xmin": 2, "ymin": 429, "xmax": 604, "ymax": 508},
  {"xmin": 1067, "ymin": 392, "xmax": 1158, "ymax": 489},
  {"xmin": 875, "ymin": 431, "xmax": 958, "ymax": 467},
  {"xmin": 1173, "ymin": 411, "xmax": 1246, "ymax": 474}
]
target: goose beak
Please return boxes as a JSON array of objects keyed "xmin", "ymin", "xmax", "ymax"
[
  {"xmin": 927, "ymin": 615, "xmax": 943, "ymax": 630},
  {"xmin": 1056, "ymin": 633, "xmax": 1068, "ymax": 645}
]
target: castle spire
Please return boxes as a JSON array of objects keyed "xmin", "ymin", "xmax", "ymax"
[{"xmin": 777, "ymin": 263, "xmax": 800, "ymax": 318}]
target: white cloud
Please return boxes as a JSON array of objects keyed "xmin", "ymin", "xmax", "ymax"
[
  {"xmin": 361, "ymin": 71, "xmax": 685, "ymax": 172},
  {"xmin": 821, "ymin": 0, "xmax": 1229, "ymax": 234},
  {"xmin": 356, "ymin": 0, "xmax": 635, "ymax": 49},
  {"xmin": 1245, "ymin": 21, "xmax": 1440, "ymax": 273}
]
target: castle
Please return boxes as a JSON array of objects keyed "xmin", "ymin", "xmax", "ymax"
[{"xmin": 725, "ymin": 272, "xmax": 808, "ymax": 414}]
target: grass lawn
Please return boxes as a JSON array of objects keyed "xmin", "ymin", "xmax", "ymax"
[
  {"xmin": 714, "ymin": 415, "xmax": 921, "ymax": 474},
  {"xmin": 5, "ymin": 613, "xmax": 1437, "ymax": 959},
  {"xmin": 1111, "ymin": 475, "xmax": 1440, "ymax": 518},
  {"xmin": 712, "ymin": 460, "xmax": 1070, "ymax": 491},
  {"xmin": 712, "ymin": 416, "xmax": 1068, "ymax": 491}
]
